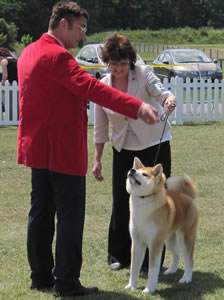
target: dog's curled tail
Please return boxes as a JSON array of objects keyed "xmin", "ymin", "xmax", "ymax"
[{"xmin": 166, "ymin": 174, "xmax": 197, "ymax": 199}]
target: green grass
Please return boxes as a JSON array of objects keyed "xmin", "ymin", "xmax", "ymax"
[
  {"xmin": 85, "ymin": 28, "xmax": 224, "ymax": 45},
  {"xmin": 1, "ymin": 122, "xmax": 224, "ymax": 299}
]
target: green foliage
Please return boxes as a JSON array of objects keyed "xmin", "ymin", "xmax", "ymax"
[
  {"xmin": 21, "ymin": 34, "xmax": 33, "ymax": 46},
  {"xmin": 0, "ymin": 18, "xmax": 17, "ymax": 49},
  {"xmin": 85, "ymin": 27, "xmax": 224, "ymax": 45},
  {"xmin": 0, "ymin": 33, "xmax": 7, "ymax": 46},
  {"xmin": 13, "ymin": 41, "xmax": 25, "ymax": 56},
  {"xmin": 1, "ymin": 0, "xmax": 224, "ymax": 41}
]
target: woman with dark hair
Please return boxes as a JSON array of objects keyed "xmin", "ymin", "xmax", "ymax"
[
  {"xmin": 0, "ymin": 47, "xmax": 18, "ymax": 114},
  {"xmin": 93, "ymin": 33, "xmax": 176, "ymax": 271},
  {"xmin": 0, "ymin": 47, "xmax": 17, "ymax": 84}
]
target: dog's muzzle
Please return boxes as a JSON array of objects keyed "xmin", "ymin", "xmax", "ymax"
[{"xmin": 128, "ymin": 169, "xmax": 141, "ymax": 185}]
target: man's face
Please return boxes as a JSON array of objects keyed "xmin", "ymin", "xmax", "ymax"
[{"xmin": 64, "ymin": 16, "xmax": 87, "ymax": 49}]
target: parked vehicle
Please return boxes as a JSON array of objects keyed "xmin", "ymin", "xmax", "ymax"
[
  {"xmin": 152, "ymin": 48, "xmax": 223, "ymax": 82},
  {"xmin": 76, "ymin": 43, "xmax": 145, "ymax": 79}
]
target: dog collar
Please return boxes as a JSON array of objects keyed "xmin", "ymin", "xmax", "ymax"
[
  {"xmin": 140, "ymin": 192, "xmax": 156, "ymax": 198},
  {"xmin": 140, "ymin": 183, "xmax": 167, "ymax": 198}
]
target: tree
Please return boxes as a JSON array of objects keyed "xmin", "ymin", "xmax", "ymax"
[
  {"xmin": 0, "ymin": 18, "xmax": 17, "ymax": 49},
  {"xmin": 0, "ymin": 0, "xmax": 55, "ymax": 40},
  {"xmin": 1, "ymin": 0, "xmax": 224, "ymax": 43},
  {"xmin": 205, "ymin": 0, "xmax": 224, "ymax": 28}
]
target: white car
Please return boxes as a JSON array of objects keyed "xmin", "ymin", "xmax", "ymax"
[{"xmin": 76, "ymin": 43, "xmax": 145, "ymax": 79}]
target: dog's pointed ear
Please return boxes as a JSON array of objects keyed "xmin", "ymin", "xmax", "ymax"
[
  {"xmin": 183, "ymin": 173, "xmax": 191, "ymax": 185},
  {"xmin": 133, "ymin": 157, "xmax": 143, "ymax": 169},
  {"xmin": 152, "ymin": 164, "xmax": 163, "ymax": 179}
]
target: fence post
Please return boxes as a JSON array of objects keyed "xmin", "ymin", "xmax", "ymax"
[
  {"xmin": 174, "ymin": 77, "xmax": 184, "ymax": 125},
  {"xmin": 89, "ymin": 101, "xmax": 94, "ymax": 125}
]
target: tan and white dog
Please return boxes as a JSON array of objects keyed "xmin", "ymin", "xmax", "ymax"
[{"xmin": 125, "ymin": 157, "xmax": 199, "ymax": 294}]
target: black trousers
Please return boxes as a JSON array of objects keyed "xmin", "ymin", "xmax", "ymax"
[
  {"xmin": 108, "ymin": 141, "xmax": 171, "ymax": 268},
  {"xmin": 28, "ymin": 168, "xmax": 86, "ymax": 288}
]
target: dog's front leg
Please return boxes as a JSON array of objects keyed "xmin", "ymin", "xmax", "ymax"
[
  {"xmin": 143, "ymin": 243, "xmax": 163, "ymax": 294},
  {"xmin": 125, "ymin": 240, "xmax": 146, "ymax": 290}
]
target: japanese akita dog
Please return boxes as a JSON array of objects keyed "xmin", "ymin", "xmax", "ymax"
[{"xmin": 125, "ymin": 157, "xmax": 199, "ymax": 294}]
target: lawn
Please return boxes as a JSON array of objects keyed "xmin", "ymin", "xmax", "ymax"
[{"xmin": 0, "ymin": 123, "xmax": 224, "ymax": 300}]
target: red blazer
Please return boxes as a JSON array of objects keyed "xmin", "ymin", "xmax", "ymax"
[{"xmin": 17, "ymin": 33, "xmax": 142, "ymax": 175}]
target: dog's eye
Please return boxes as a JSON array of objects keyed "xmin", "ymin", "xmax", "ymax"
[{"xmin": 142, "ymin": 173, "xmax": 148, "ymax": 177}]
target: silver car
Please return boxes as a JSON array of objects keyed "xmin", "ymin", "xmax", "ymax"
[
  {"xmin": 153, "ymin": 48, "xmax": 223, "ymax": 82},
  {"xmin": 76, "ymin": 43, "xmax": 145, "ymax": 79}
]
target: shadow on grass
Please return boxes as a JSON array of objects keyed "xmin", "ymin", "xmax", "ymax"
[
  {"xmin": 27, "ymin": 269, "xmax": 224, "ymax": 300},
  {"xmin": 0, "ymin": 125, "xmax": 18, "ymax": 129},
  {"xmin": 58, "ymin": 290, "xmax": 141, "ymax": 300},
  {"xmin": 36, "ymin": 288, "xmax": 141, "ymax": 300},
  {"xmin": 139, "ymin": 268, "xmax": 224, "ymax": 299},
  {"xmin": 183, "ymin": 121, "xmax": 221, "ymax": 126}
]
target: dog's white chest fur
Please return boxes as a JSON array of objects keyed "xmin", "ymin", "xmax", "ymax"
[{"xmin": 129, "ymin": 196, "xmax": 158, "ymax": 243}]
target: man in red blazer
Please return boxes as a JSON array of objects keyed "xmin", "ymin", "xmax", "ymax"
[{"xmin": 17, "ymin": 1, "xmax": 160, "ymax": 297}]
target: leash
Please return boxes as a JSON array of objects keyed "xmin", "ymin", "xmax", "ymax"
[
  {"xmin": 153, "ymin": 111, "xmax": 169, "ymax": 166},
  {"xmin": 153, "ymin": 103, "xmax": 176, "ymax": 166}
]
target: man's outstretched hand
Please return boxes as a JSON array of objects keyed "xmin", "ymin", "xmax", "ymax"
[{"xmin": 138, "ymin": 103, "xmax": 159, "ymax": 124}]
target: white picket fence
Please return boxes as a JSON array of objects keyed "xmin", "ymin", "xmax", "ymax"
[
  {"xmin": 164, "ymin": 77, "xmax": 224, "ymax": 125},
  {"xmin": 0, "ymin": 81, "xmax": 19, "ymax": 125},
  {"xmin": 1, "ymin": 77, "xmax": 224, "ymax": 126}
]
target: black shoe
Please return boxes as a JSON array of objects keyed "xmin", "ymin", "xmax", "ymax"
[
  {"xmin": 54, "ymin": 284, "xmax": 98, "ymax": 297},
  {"xmin": 109, "ymin": 262, "xmax": 123, "ymax": 271},
  {"xmin": 31, "ymin": 280, "xmax": 55, "ymax": 291}
]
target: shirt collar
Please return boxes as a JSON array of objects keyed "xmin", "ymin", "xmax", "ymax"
[{"xmin": 46, "ymin": 32, "xmax": 65, "ymax": 48}]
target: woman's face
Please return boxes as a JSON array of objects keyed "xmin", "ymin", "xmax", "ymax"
[{"xmin": 108, "ymin": 58, "xmax": 130, "ymax": 79}]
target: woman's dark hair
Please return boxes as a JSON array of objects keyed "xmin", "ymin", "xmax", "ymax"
[
  {"xmin": 49, "ymin": 0, "xmax": 88, "ymax": 30},
  {"xmin": 101, "ymin": 33, "xmax": 137, "ymax": 70},
  {"xmin": 0, "ymin": 47, "xmax": 12, "ymax": 57}
]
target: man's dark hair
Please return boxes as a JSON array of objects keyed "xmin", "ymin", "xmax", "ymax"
[{"xmin": 49, "ymin": 0, "xmax": 88, "ymax": 30}]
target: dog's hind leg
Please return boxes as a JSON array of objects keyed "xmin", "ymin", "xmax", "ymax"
[
  {"xmin": 177, "ymin": 231, "xmax": 194, "ymax": 283},
  {"xmin": 164, "ymin": 233, "xmax": 180, "ymax": 275},
  {"xmin": 125, "ymin": 241, "xmax": 146, "ymax": 290},
  {"xmin": 143, "ymin": 241, "xmax": 163, "ymax": 294}
]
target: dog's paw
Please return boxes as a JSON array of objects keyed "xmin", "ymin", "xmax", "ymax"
[
  {"xmin": 179, "ymin": 276, "xmax": 192, "ymax": 284},
  {"xmin": 125, "ymin": 283, "xmax": 137, "ymax": 290},
  {"xmin": 142, "ymin": 287, "xmax": 155, "ymax": 294},
  {"xmin": 164, "ymin": 268, "xmax": 177, "ymax": 275}
]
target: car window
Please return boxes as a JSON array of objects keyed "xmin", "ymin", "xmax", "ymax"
[
  {"xmin": 89, "ymin": 47, "xmax": 98, "ymax": 62},
  {"xmin": 163, "ymin": 53, "xmax": 171, "ymax": 63},
  {"xmin": 97, "ymin": 46, "xmax": 103, "ymax": 59},
  {"xmin": 172, "ymin": 50, "xmax": 212, "ymax": 63},
  {"xmin": 157, "ymin": 53, "xmax": 165, "ymax": 63},
  {"xmin": 77, "ymin": 47, "xmax": 90, "ymax": 61}
]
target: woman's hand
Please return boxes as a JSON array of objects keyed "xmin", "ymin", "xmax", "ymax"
[
  {"xmin": 92, "ymin": 160, "xmax": 104, "ymax": 181},
  {"xmin": 163, "ymin": 95, "xmax": 176, "ymax": 115}
]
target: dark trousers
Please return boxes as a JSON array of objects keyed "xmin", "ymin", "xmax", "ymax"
[
  {"xmin": 108, "ymin": 141, "xmax": 171, "ymax": 268},
  {"xmin": 28, "ymin": 168, "xmax": 86, "ymax": 288}
]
